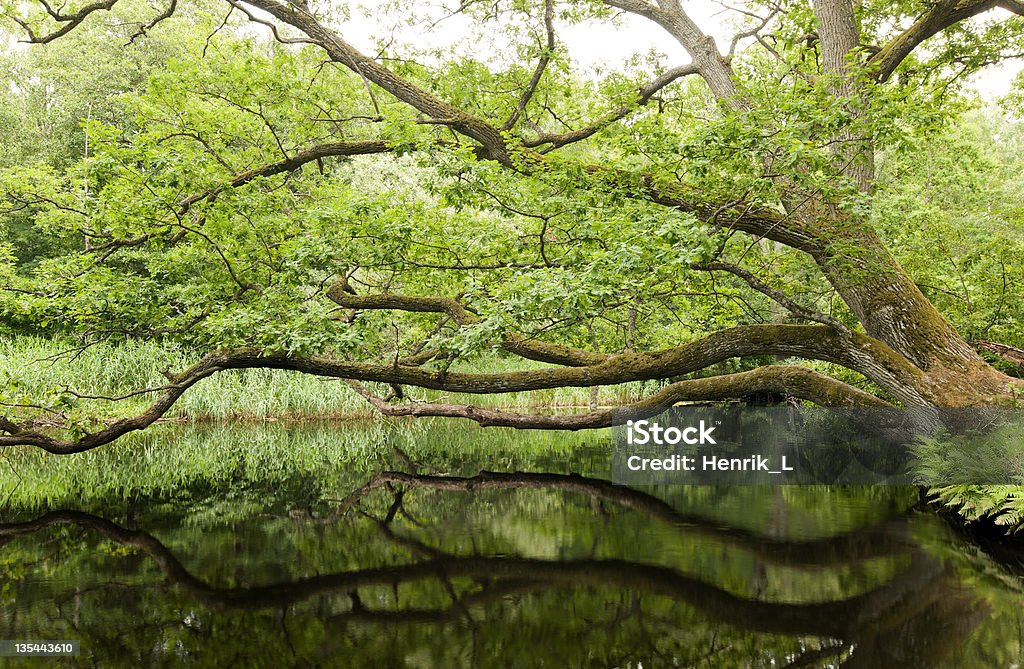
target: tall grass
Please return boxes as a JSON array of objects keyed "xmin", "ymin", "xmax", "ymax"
[
  {"xmin": 0, "ymin": 336, "xmax": 368, "ymax": 419},
  {"xmin": 0, "ymin": 336, "xmax": 655, "ymax": 421}
]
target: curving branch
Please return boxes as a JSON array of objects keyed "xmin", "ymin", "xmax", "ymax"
[
  {"xmin": 521, "ymin": 63, "xmax": 701, "ymax": 150},
  {"xmin": 344, "ymin": 364, "xmax": 890, "ymax": 430},
  {"xmin": 11, "ymin": 0, "xmax": 119, "ymax": 44},
  {"xmin": 501, "ymin": 0, "xmax": 555, "ymax": 132},
  {"xmin": 868, "ymin": 0, "xmax": 1001, "ymax": 83},
  {"xmin": 173, "ymin": 138, "xmax": 390, "ymax": 216},
  {"xmin": 128, "ymin": 0, "xmax": 177, "ymax": 43},
  {"xmin": 727, "ymin": 6, "xmax": 780, "ymax": 57},
  {"xmin": 0, "ymin": 322, "xmax": 923, "ymax": 453},
  {"xmin": 605, "ymin": 0, "xmax": 742, "ymax": 104},
  {"xmin": 0, "ymin": 509, "xmax": 946, "ymax": 639},
  {"xmin": 326, "ymin": 284, "xmax": 611, "ymax": 367},
  {"xmin": 325, "ymin": 287, "xmax": 925, "ymax": 404},
  {"xmin": 339, "ymin": 469, "xmax": 912, "ymax": 567}
]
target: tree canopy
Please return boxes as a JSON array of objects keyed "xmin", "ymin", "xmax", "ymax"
[{"xmin": 1, "ymin": 0, "xmax": 1023, "ymax": 452}]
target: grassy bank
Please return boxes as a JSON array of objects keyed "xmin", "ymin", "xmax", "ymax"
[
  {"xmin": 5, "ymin": 336, "xmax": 1021, "ymax": 536},
  {"xmin": 0, "ymin": 336, "xmax": 653, "ymax": 421}
]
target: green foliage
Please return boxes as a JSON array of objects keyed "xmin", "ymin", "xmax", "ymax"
[
  {"xmin": 0, "ymin": 0, "xmax": 1021, "ymax": 452},
  {"xmin": 929, "ymin": 485, "xmax": 1024, "ymax": 533},
  {"xmin": 873, "ymin": 107, "xmax": 1024, "ymax": 347},
  {"xmin": 0, "ymin": 0, "xmax": 1019, "ymax": 368},
  {"xmin": 912, "ymin": 423, "xmax": 1024, "ymax": 533}
]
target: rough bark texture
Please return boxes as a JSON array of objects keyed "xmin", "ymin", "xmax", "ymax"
[
  {"xmin": 808, "ymin": 219, "xmax": 1012, "ymax": 401},
  {"xmin": 344, "ymin": 364, "xmax": 891, "ymax": 430}
]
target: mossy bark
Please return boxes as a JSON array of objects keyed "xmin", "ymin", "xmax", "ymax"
[{"xmin": 811, "ymin": 215, "xmax": 1015, "ymax": 407}]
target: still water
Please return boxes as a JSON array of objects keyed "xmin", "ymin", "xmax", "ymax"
[{"xmin": 0, "ymin": 420, "xmax": 1022, "ymax": 667}]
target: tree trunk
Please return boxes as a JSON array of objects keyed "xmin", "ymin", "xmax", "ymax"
[{"xmin": 812, "ymin": 215, "xmax": 1014, "ymax": 405}]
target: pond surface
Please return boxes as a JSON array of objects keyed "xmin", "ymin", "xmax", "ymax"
[{"xmin": 0, "ymin": 420, "xmax": 1022, "ymax": 668}]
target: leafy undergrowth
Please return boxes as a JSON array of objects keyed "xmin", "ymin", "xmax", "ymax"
[
  {"xmin": 929, "ymin": 486, "xmax": 1024, "ymax": 534},
  {"xmin": 913, "ymin": 423, "xmax": 1024, "ymax": 534}
]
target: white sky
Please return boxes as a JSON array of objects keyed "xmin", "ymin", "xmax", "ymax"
[{"xmin": 338, "ymin": 1, "xmax": 1021, "ymax": 101}]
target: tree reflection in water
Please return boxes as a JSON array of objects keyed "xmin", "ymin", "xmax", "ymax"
[{"xmin": 0, "ymin": 470, "xmax": 1009, "ymax": 668}]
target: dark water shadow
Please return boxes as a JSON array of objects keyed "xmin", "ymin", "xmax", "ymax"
[{"xmin": 1, "ymin": 468, "xmax": 1007, "ymax": 668}]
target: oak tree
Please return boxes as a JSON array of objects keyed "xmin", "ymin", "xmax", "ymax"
[{"xmin": 1, "ymin": 0, "xmax": 1023, "ymax": 452}]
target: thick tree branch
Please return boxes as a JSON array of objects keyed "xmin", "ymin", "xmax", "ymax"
[
  {"xmin": 345, "ymin": 364, "xmax": 890, "ymax": 430},
  {"xmin": 606, "ymin": 0, "xmax": 741, "ymax": 104},
  {"xmin": 338, "ymin": 324, "xmax": 920, "ymax": 402},
  {"xmin": 0, "ymin": 323, "xmax": 924, "ymax": 453},
  {"xmin": 868, "ymin": 0, "xmax": 1000, "ymax": 83},
  {"xmin": 11, "ymin": 0, "xmax": 118, "ymax": 43},
  {"xmin": 242, "ymin": 0, "xmax": 513, "ymax": 164}
]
